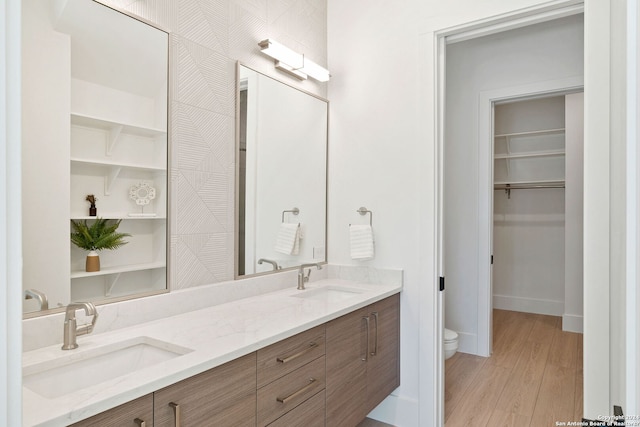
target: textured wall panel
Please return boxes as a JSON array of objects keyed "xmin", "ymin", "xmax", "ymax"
[
  {"xmin": 174, "ymin": 103, "xmax": 234, "ymax": 171},
  {"xmin": 175, "ymin": 36, "xmax": 234, "ymax": 114},
  {"xmin": 177, "ymin": 0, "xmax": 229, "ymax": 54}
]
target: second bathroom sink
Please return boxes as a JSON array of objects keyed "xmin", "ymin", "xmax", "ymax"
[{"xmin": 291, "ymin": 286, "xmax": 365, "ymax": 304}]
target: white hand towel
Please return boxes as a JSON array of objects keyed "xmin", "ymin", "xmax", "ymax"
[
  {"xmin": 275, "ymin": 223, "xmax": 301, "ymax": 255},
  {"xmin": 350, "ymin": 224, "xmax": 375, "ymax": 260}
]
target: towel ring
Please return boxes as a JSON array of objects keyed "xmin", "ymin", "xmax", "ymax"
[
  {"xmin": 350, "ymin": 207, "xmax": 373, "ymax": 226},
  {"xmin": 282, "ymin": 207, "xmax": 300, "ymax": 223}
]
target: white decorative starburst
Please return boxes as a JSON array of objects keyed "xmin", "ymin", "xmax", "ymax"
[{"xmin": 129, "ymin": 182, "xmax": 156, "ymax": 206}]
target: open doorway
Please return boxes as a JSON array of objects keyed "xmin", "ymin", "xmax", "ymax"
[{"xmin": 439, "ymin": 12, "xmax": 584, "ymax": 425}]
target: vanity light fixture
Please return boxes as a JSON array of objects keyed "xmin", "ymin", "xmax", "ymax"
[{"xmin": 258, "ymin": 39, "xmax": 330, "ymax": 82}]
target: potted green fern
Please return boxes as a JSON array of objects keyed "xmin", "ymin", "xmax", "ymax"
[{"xmin": 70, "ymin": 218, "xmax": 131, "ymax": 272}]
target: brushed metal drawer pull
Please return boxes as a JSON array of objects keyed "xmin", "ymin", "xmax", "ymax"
[
  {"xmin": 276, "ymin": 341, "xmax": 318, "ymax": 364},
  {"xmin": 276, "ymin": 378, "xmax": 317, "ymax": 404},
  {"xmin": 169, "ymin": 402, "xmax": 181, "ymax": 427},
  {"xmin": 133, "ymin": 419, "xmax": 146, "ymax": 427},
  {"xmin": 362, "ymin": 316, "xmax": 370, "ymax": 361},
  {"xmin": 371, "ymin": 311, "xmax": 379, "ymax": 356}
]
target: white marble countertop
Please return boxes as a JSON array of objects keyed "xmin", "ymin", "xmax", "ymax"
[{"xmin": 22, "ymin": 278, "xmax": 402, "ymax": 426}]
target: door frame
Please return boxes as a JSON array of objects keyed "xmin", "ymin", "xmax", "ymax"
[
  {"xmin": 477, "ymin": 78, "xmax": 584, "ymax": 356},
  {"xmin": 433, "ymin": 2, "xmax": 584, "ymax": 424}
]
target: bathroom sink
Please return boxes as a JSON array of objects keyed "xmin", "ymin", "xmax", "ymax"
[
  {"xmin": 23, "ymin": 336, "xmax": 192, "ymax": 399},
  {"xmin": 291, "ymin": 286, "xmax": 365, "ymax": 304}
]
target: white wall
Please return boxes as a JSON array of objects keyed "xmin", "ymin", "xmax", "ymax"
[
  {"xmin": 493, "ymin": 189, "xmax": 566, "ymax": 314},
  {"xmin": 444, "ymin": 16, "xmax": 583, "ymax": 355},
  {"xmin": 564, "ymin": 92, "xmax": 584, "ymax": 333},
  {"xmin": 583, "ymin": 0, "xmax": 611, "ymax": 417},
  {"xmin": 327, "ymin": 1, "xmax": 585, "ymax": 425},
  {"xmin": 2, "ymin": 0, "xmax": 23, "ymax": 425}
]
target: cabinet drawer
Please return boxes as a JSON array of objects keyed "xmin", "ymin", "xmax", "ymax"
[
  {"xmin": 70, "ymin": 394, "xmax": 153, "ymax": 427},
  {"xmin": 154, "ymin": 353, "xmax": 256, "ymax": 427},
  {"xmin": 268, "ymin": 390, "xmax": 325, "ymax": 427},
  {"xmin": 257, "ymin": 324, "xmax": 325, "ymax": 387},
  {"xmin": 258, "ymin": 356, "xmax": 326, "ymax": 426}
]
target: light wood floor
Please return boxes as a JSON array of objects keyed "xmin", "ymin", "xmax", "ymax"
[{"xmin": 445, "ymin": 309, "xmax": 583, "ymax": 427}]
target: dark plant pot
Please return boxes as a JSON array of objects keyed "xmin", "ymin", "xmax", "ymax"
[{"xmin": 89, "ymin": 205, "xmax": 97, "ymax": 216}]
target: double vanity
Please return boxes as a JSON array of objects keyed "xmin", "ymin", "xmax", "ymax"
[{"xmin": 23, "ymin": 269, "xmax": 401, "ymax": 426}]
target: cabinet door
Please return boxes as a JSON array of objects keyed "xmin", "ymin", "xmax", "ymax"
[
  {"xmin": 366, "ymin": 293, "xmax": 400, "ymax": 413},
  {"xmin": 70, "ymin": 394, "xmax": 153, "ymax": 427},
  {"xmin": 325, "ymin": 307, "xmax": 368, "ymax": 427},
  {"xmin": 154, "ymin": 353, "xmax": 256, "ymax": 427}
]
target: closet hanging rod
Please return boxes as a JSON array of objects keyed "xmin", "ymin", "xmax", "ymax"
[
  {"xmin": 493, "ymin": 183, "xmax": 565, "ymax": 190},
  {"xmin": 495, "ymin": 182, "xmax": 565, "ymax": 199}
]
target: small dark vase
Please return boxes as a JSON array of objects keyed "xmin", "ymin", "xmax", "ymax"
[{"xmin": 89, "ymin": 205, "xmax": 97, "ymax": 216}]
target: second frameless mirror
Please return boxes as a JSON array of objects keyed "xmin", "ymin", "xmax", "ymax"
[{"xmin": 236, "ymin": 64, "xmax": 328, "ymax": 277}]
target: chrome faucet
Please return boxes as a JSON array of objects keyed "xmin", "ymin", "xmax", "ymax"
[
  {"xmin": 297, "ymin": 263, "xmax": 322, "ymax": 290},
  {"xmin": 258, "ymin": 258, "xmax": 280, "ymax": 270},
  {"xmin": 24, "ymin": 289, "xmax": 49, "ymax": 311},
  {"xmin": 62, "ymin": 302, "xmax": 98, "ymax": 350}
]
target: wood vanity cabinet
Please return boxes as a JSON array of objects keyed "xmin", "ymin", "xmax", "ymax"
[
  {"xmin": 68, "ymin": 293, "xmax": 400, "ymax": 427},
  {"xmin": 325, "ymin": 294, "xmax": 400, "ymax": 427},
  {"xmin": 365, "ymin": 294, "xmax": 401, "ymax": 413},
  {"xmin": 154, "ymin": 353, "xmax": 257, "ymax": 427}
]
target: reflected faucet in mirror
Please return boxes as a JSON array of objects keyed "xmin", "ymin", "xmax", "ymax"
[
  {"xmin": 258, "ymin": 258, "xmax": 281, "ymax": 271},
  {"xmin": 297, "ymin": 263, "xmax": 322, "ymax": 290},
  {"xmin": 62, "ymin": 302, "xmax": 98, "ymax": 350},
  {"xmin": 24, "ymin": 289, "xmax": 49, "ymax": 311}
]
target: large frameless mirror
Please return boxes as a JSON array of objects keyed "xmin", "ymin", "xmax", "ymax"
[
  {"xmin": 22, "ymin": 0, "xmax": 169, "ymax": 316},
  {"xmin": 236, "ymin": 64, "xmax": 328, "ymax": 277}
]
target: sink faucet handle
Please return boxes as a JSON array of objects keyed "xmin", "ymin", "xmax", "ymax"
[
  {"xmin": 303, "ymin": 268, "xmax": 312, "ymax": 282},
  {"xmin": 66, "ymin": 302, "xmax": 99, "ymax": 336}
]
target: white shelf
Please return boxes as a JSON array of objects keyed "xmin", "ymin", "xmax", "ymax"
[
  {"xmin": 71, "ymin": 215, "xmax": 166, "ymax": 220},
  {"xmin": 71, "ymin": 158, "xmax": 165, "ymax": 195},
  {"xmin": 494, "ymin": 128, "xmax": 565, "ymax": 138},
  {"xmin": 494, "ymin": 150, "xmax": 565, "ymax": 160},
  {"xmin": 71, "ymin": 262, "xmax": 166, "ymax": 279},
  {"xmin": 494, "ymin": 126, "xmax": 565, "ymax": 185},
  {"xmin": 71, "ymin": 112, "xmax": 166, "ymax": 137},
  {"xmin": 71, "ymin": 158, "xmax": 166, "ymax": 172}
]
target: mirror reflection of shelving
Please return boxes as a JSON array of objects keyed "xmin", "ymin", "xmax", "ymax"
[
  {"xmin": 64, "ymin": 0, "xmax": 169, "ymax": 303},
  {"xmin": 494, "ymin": 128, "xmax": 565, "ymax": 185},
  {"xmin": 69, "ymin": 110, "xmax": 167, "ymax": 299}
]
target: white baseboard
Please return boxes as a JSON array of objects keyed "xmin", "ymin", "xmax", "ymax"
[
  {"xmin": 562, "ymin": 314, "xmax": 583, "ymax": 333},
  {"xmin": 367, "ymin": 393, "xmax": 419, "ymax": 427},
  {"xmin": 493, "ymin": 294, "xmax": 563, "ymax": 316}
]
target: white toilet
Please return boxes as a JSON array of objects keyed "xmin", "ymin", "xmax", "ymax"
[{"xmin": 444, "ymin": 328, "xmax": 459, "ymax": 360}]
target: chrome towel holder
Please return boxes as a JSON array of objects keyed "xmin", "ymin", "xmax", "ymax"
[
  {"xmin": 354, "ymin": 207, "xmax": 373, "ymax": 226},
  {"xmin": 282, "ymin": 207, "xmax": 300, "ymax": 223}
]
